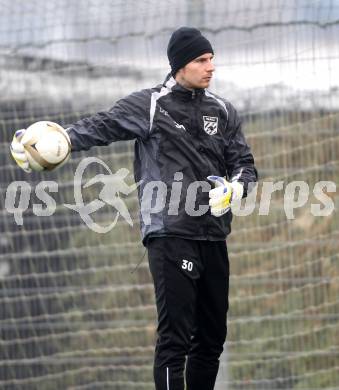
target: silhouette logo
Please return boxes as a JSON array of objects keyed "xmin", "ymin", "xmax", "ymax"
[{"xmin": 65, "ymin": 157, "xmax": 139, "ymax": 233}]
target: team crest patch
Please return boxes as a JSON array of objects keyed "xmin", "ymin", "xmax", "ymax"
[{"xmin": 203, "ymin": 116, "xmax": 218, "ymax": 135}]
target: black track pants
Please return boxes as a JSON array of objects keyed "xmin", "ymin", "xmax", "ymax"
[{"xmin": 147, "ymin": 237, "xmax": 229, "ymax": 390}]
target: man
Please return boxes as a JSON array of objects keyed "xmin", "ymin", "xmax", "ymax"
[{"xmin": 11, "ymin": 27, "xmax": 257, "ymax": 390}]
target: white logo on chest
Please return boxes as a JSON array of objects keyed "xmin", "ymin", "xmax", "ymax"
[
  {"xmin": 203, "ymin": 116, "xmax": 218, "ymax": 135},
  {"xmin": 160, "ymin": 106, "xmax": 186, "ymax": 131}
]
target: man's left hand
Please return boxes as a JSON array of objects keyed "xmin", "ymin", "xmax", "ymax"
[{"xmin": 207, "ymin": 176, "xmax": 244, "ymax": 217}]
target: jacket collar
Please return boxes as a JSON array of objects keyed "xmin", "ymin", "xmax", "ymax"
[{"xmin": 163, "ymin": 73, "xmax": 205, "ymax": 100}]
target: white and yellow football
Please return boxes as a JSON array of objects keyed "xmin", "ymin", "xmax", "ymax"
[{"xmin": 21, "ymin": 121, "xmax": 71, "ymax": 171}]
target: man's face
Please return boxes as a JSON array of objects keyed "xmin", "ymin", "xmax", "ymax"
[{"xmin": 176, "ymin": 53, "xmax": 215, "ymax": 90}]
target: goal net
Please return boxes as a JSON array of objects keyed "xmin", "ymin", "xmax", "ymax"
[{"xmin": 0, "ymin": 0, "xmax": 338, "ymax": 389}]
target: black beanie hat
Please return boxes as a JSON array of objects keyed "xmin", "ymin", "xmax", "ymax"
[{"xmin": 167, "ymin": 27, "xmax": 214, "ymax": 76}]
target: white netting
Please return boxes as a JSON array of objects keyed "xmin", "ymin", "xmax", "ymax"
[{"xmin": 0, "ymin": 0, "xmax": 338, "ymax": 389}]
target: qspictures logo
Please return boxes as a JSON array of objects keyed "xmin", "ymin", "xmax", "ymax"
[{"xmin": 4, "ymin": 157, "xmax": 337, "ymax": 233}]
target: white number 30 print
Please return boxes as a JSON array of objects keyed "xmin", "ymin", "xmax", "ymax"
[{"xmin": 182, "ymin": 259, "xmax": 193, "ymax": 271}]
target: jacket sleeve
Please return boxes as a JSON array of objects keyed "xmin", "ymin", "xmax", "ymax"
[
  {"xmin": 224, "ymin": 102, "xmax": 258, "ymax": 197},
  {"xmin": 66, "ymin": 89, "xmax": 151, "ymax": 151}
]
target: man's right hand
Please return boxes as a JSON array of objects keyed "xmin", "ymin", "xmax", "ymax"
[{"xmin": 10, "ymin": 129, "xmax": 32, "ymax": 173}]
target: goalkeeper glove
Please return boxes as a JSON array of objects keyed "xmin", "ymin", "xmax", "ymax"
[
  {"xmin": 10, "ymin": 129, "xmax": 32, "ymax": 173},
  {"xmin": 207, "ymin": 175, "xmax": 244, "ymax": 217}
]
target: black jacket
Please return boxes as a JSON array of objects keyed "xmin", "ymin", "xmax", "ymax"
[{"xmin": 67, "ymin": 75, "xmax": 258, "ymax": 244}]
